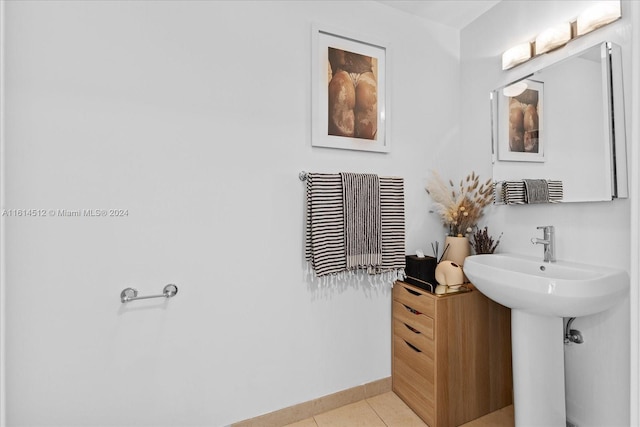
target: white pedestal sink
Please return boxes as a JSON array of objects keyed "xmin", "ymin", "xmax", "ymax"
[{"xmin": 463, "ymin": 253, "xmax": 629, "ymax": 427}]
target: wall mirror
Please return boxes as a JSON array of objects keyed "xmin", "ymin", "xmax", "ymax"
[{"xmin": 490, "ymin": 41, "xmax": 628, "ymax": 203}]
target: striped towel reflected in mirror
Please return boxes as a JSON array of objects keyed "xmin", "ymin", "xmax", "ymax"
[
  {"xmin": 305, "ymin": 172, "xmax": 405, "ymax": 281},
  {"xmin": 498, "ymin": 180, "xmax": 563, "ymax": 205}
]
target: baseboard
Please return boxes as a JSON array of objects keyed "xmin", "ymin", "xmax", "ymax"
[{"xmin": 231, "ymin": 377, "xmax": 391, "ymax": 427}]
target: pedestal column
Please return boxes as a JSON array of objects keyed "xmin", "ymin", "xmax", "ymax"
[{"xmin": 511, "ymin": 310, "xmax": 566, "ymax": 426}]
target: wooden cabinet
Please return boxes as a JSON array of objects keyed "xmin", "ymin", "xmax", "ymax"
[{"xmin": 392, "ymin": 281, "xmax": 513, "ymax": 427}]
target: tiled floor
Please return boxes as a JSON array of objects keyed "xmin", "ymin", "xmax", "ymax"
[{"xmin": 283, "ymin": 392, "xmax": 514, "ymax": 427}]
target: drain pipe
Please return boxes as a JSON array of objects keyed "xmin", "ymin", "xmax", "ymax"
[{"xmin": 564, "ymin": 317, "xmax": 584, "ymax": 344}]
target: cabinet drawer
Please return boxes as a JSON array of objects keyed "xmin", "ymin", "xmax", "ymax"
[
  {"xmin": 393, "ymin": 335, "xmax": 435, "ymax": 386},
  {"xmin": 394, "ymin": 379, "xmax": 435, "ymax": 427},
  {"xmin": 393, "ymin": 282, "xmax": 435, "ymax": 318},
  {"xmin": 393, "ymin": 319, "xmax": 434, "ymax": 360},
  {"xmin": 392, "ymin": 300, "xmax": 434, "ymax": 339},
  {"xmin": 393, "ymin": 336, "xmax": 435, "ymax": 426},
  {"xmin": 393, "ymin": 370, "xmax": 435, "ymax": 427}
]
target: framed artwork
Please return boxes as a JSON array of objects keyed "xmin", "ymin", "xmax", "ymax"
[
  {"xmin": 498, "ymin": 79, "xmax": 544, "ymax": 162},
  {"xmin": 311, "ymin": 24, "xmax": 389, "ymax": 153}
]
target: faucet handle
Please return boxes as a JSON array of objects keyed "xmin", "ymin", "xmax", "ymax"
[{"xmin": 537, "ymin": 225, "xmax": 555, "ymax": 231}]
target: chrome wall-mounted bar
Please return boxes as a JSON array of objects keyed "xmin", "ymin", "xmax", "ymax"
[
  {"xmin": 120, "ymin": 284, "xmax": 178, "ymax": 303},
  {"xmin": 299, "ymin": 171, "xmax": 308, "ymax": 181}
]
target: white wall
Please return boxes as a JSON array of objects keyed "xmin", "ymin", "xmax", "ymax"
[
  {"xmin": 2, "ymin": 1, "xmax": 459, "ymax": 426},
  {"xmin": 630, "ymin": 3, "xmax": 640, "ymax": 424},
  {"xmin": 460, "ymin": 1, "xmax": 634, "ymax": 426},
  {"xmin": 0, "ymin": 0, "xmax": 6, "ymax": 425}
]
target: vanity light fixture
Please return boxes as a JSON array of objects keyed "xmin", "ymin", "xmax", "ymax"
[
  {"xmin": 502, "ymin": 42, "xmax": 532, "ymax": 70},
  {"xmin": 501, "ymin": 0, "xmax": 621, "ymax": 70},
  {"xmin": 576, "ymin": 1, "xmax": 621, "ymax": 36},
  {"xmin": 535, "ymin": 22, "xmax": 572, "ymax": 55}
]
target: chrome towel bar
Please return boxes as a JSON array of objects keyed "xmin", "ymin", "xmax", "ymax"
[{"xmin": 120, "ymin": 284, "xmax": 178, "ymax": 303}]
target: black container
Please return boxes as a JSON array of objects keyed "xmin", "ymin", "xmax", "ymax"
[{"xmin": 404, "ymin": 255, "xmax": 438, "ymax": 293}]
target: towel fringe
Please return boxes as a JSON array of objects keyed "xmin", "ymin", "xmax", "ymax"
[{"xmin": 305, "ymin": 261, "xmax": 403, "ymax": 288}]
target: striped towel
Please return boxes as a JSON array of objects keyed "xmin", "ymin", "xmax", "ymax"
[
  {"xmin": 341, "ymin": 173, "xmax": 381, "ymax": 270},
  {"xmin": 548, "ymin": 181, "xmax": 564, "ymax": 201},
  {"xmin": 378, "ymin": 176, "xmax": 406, "ymax": 273},
  {"xmin": 305, "ymin": 173, "xmax": 346, "ymax": 276},
  {"xmin": 523, "ymin": 179, "xmax": 549, "ymax": 203},
  {"xmin": 499, "ymin": 180, "xmax": 563, "ymax": 204},
  {"xmin": 501, "ymin": 181, "xmax": 526, "ymax": 205},
  {"xmin": 305, "ymin": 173, "xmax": 405, "ymax": 277}
]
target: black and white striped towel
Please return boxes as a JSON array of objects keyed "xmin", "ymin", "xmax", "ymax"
[
  {"xmin": 548, "ymin": 181, "xmax": 564, "ymax": 201},
  {"xmin": 305, "ymin": 173, "xmax": 346, "ymax": 276},
  {"xmin": 305, "ymin": 173, "xmax": 405, "ymax": 277},
  {"xmin": 500, "ymin": 180, "xmax": 563, "ymax": 204},
  {"xmin": 341, "ymin": 173, "xmax": 382, "ymax": 271},
  {"xmin": 378, "ymin": 176, "xmax": 406, "ymax": 273}
]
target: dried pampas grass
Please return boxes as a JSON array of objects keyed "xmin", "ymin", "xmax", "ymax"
[{"xmin": 426, "ymin": 170, "xmax": 494, "ymax": 236}]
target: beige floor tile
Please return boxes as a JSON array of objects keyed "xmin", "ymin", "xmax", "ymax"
[
  {"xmin": 314, "ymin": 400, "xmax": 386, "ymax": 427},
  {"xmin": 366, "ymin": 392, "xmax": 428, "ymax": 427},
  {"xmin": 460, "ymin": 404, "xmax": 515, "ymax": 427},
  {"xmin": 282, "ymin": 417, "xmax": 318, "ymax": 427}
]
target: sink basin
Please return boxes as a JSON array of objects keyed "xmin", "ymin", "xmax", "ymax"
[{"xmin": 463, "ymin": 253, "xmax": 629, "ymax": 317}]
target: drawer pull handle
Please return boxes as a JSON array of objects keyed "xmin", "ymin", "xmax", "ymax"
[
  {"xmin": 402, "ymin": 303, "xmax": 422, "ymax": 315},
  {"xmin": 404, "ymin": 323, "xmax": 421, "ymax": 334},
  {"xmin": 404, "ymin": 340, "xmax": 422, "ymax": 353},
  {"xmin": 404, "ymin": 287, "xmax": 422, "ymax": 296}
]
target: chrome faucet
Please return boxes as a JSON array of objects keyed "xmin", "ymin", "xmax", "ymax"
[{"xmin": 531, "ymin": 225, "xmax": 556, "ymax": 262}]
